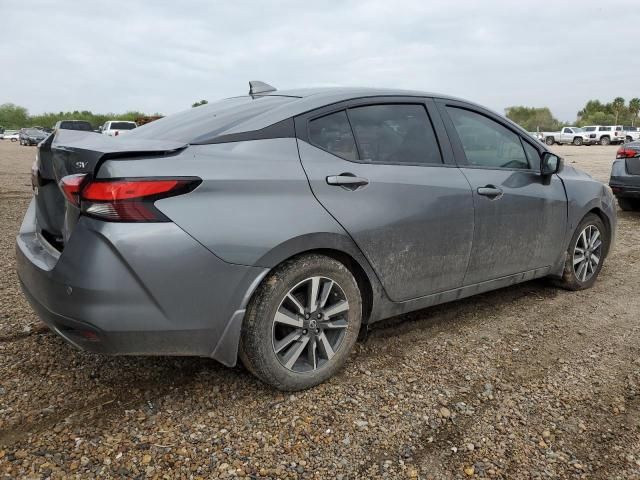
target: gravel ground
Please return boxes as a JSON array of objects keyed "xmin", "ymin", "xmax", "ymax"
[{"xmin": 0, "ymin": 141, "xmax": 639, "ymax": 479}]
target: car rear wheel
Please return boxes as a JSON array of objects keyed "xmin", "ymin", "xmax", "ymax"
[
  {"xmin": 545, "ymin": 137, "xmax": 555, "ymax": 146},
  {"xmin": 618, "ymin": 198, "xmax": 640, "ymax": 211},
  {"xmin": 239, "ymin": 254, "xmax": 362, "ymax": 391},
  {"xmin": 627, "ymin": 136, "xmax": 633, "ymax": 143},
  {"xmin": 556, "ymin": 213, "xmax": 608, "ymax": 290},
  {"xmin": 600, "ymin": 136, "xmax": 611, "ymax": 146},
  {"xmin": 573, "ymin": 137, "xmax": 583, "ymax": 146}
]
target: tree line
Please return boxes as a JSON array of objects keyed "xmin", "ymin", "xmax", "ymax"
[
  {"xmin": 506, "ymin": 97, "xmax": 640, "ymax": 132},
  {"xmin": 0, "ymin": 99, "xmax": 212, "ymax": 130},
  {"xmin": 3, "ymin": 97, "xmax": 639, "ymax": 132},
  {"xmin": 0, "ymin": 103, "xmax": 157, "ymax": 130}
]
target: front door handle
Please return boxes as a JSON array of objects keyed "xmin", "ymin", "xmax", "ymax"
[
  {"xmin": 477, "ymin": 185, "xmax": 503, "ymax": 199},
  {"xmin": 326, "ymin": 173, "xmax": 369, "ymax": 190}
]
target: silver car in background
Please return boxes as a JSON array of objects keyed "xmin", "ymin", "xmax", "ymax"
[{"xmin": 16, "ymin": 82, "xmax": 617, "ymax": 390}]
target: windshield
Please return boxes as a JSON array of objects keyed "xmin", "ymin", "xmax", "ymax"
[
  {"xmin": 127, "ymin": 95, "xmax": 296, "ymax": 143},
  {"xmin": 110, "ymin": 122, "xmax": 136, "ymax": 130},
  {"xmin": 26, "ymin": 129, "xmax": 43, "ymax": 135}
]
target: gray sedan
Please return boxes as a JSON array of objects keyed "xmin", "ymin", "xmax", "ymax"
[{"xmin": 16, "ymin": 83, "xmax": 617, "ymax": 390}]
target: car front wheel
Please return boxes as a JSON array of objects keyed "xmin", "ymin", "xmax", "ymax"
[
  {"xmin": 239, "ymin": 254, "xmax": 362, "ymax": 391},
  {"xmin": 556, "ymin": 213, "xmax": 608, "ymax": 290}
]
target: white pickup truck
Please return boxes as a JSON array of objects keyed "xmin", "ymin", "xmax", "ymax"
[
  {"xmin": 540, "ymin": 127, "xmax": 592, "ymax": 146},
  {"xmin": 100, "ymin": 121, "xmax": 137, "ymax": 137},
  {"xmin": 624, "ymin": 126, "xmax": 640, "ymax": 143}
]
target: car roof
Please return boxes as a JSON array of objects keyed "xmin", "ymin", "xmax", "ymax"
[{"xmin": 221, "ymin": 86, "xmax": 465, "ymax": 134}]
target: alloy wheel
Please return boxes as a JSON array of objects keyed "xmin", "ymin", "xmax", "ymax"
[
  {"xmin": 272, "ymin": 276, "xmax": 349, "ymax": 373},
  {"xmin": 573, "ymin": 224, "xmax": 602, "ymax": 282}
]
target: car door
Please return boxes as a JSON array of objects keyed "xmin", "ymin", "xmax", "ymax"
[
  {"xmin": 436, "ymin": 100, "xmax": 567, "ymax": 285},
  {"xmin": 295, "ymin": 98, "xmax": 475, "ymax": 302}
]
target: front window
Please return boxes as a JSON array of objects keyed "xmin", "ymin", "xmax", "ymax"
[{"xmin": 447, "ymin": 107, "xmax": 529, "ymax": 170}]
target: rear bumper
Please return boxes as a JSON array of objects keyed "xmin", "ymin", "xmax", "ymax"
[
  {"xmin": 610, "ymin": 184, "xmax": 640, "ymax": 198},
  {"xmin": 15, "ymin": 199, "xmax": 268, "ymax": 365}
]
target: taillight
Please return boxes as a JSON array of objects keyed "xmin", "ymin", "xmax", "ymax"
[
  {"xmin": 58, "ymin": 176, "xmax": 201, "ymax": 221},
  {"xmin": 59, "ymin": 174, "xmax": 87, "ymax": 206},
  {"xmin": 616, "ymin": 147, "xmax": 639, "ymax": 159}
]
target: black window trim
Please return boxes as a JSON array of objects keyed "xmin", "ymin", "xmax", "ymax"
[
  {"xmin": 296, "ymin": 96, "xmax": 448, "ymax": 168},
  {"xmin": 436, "ymin": 99, "xmax": 541, "ymax": 173}
]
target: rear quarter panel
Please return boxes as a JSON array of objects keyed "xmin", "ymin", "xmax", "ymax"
[{"xmin": 97, "ymin": 139, "xmax": 361, "ymax": 268}]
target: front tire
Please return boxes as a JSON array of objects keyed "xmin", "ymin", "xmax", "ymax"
[
  {"xmin": 556, "ymin": 213, "xmax": 608, "ymax": 291},
  {"xmin": 239, "ymin": 254, "xmax": 362, "ymax": 391},
  {"xmin": 573, "ymin": 137, "xmax": 583, "ymax": 146}
]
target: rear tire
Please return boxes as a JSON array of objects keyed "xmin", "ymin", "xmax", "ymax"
[
  {"xmin": 239, "ymin": 254, "xmax": 362, "ymax": 391},
  {"xmin": 545, "ymin": 136, "xmax": 555, "ymax": 146},
  {"xmin": 618, "ymin": 198, "xmax": 640, "ymax": 211},
  {"xmin": 573, "ymin": 137, "xmax": 583, "ymax": 146},
  {"xmin": 600, "ymin": 136, "xmax": 611, "ymax": 146},
  {"xmin": 555, "ymin": 213, "xmax": 608, "ymax": 291},
  {"xmin": 627, "ymin": 136, "xmax": 633, "ymax": 143}
]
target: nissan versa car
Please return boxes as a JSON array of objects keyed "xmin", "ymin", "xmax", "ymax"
[{"xmin": 16, "ymin": 82, "xmax": 617, "ymax": 390}]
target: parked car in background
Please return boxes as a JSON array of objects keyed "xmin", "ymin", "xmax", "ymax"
[
  {"xmin": 53, "ymin": 120, "xmax": 94, "ymax": 132},
  {"xmin": 100, "ymin": 120, "xmax": 137, "ymax": 136},
  {"xmin": 610, "ymin": 141, "xmax": 640, "ymax": 211},
  {"xmin": 583, "ymin": 125, "xmax": 625, "ymax": 145},
  {"xmin": 623, "ymin": 126, "xmax": 640, "ymax": 143},
  {"xmin": 540, "ymin": 126, "xmax": 592, "ymax": 146},
  {"xmin": 3, "ymin": 130, "xmax": 19, "ymax": 142},
  {"xmin": 17, "ymin": 84, "xmax": 617, "ymax": 390},
  {"xmin": 19, "ymin": 128, "xmax": 48, "ymax": 146}
]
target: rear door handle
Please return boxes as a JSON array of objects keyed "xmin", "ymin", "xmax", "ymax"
[
  {"xmin": 477, "ymin": 185, "xmax": 503, "ymax": 199},
  {"xmin": 326, "ymin": 174, "xmax": 369, "ymax": 190}
]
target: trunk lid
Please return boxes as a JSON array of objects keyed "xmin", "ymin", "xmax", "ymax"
[{"xmin": 34, "ymin": 130, "xmax": 187, "ymax": 248}]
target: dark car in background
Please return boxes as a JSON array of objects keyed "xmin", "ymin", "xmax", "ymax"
[
  {"xmin": 19, "ymin": 128, "xmax": 48, "ymax": 146},
  {"xmin": 610, "ymin": 141, "xmax": 640, "ymax": 210},
  {"xmin": 16, "ymin": 83, "xmax": 617, "ymax": 390}
]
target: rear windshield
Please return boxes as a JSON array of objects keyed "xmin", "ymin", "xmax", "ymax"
[
  {"xmin": 127, "ymin": 95, "xmax": 295, "ymax": 143},
  {"xmin": 110, "ymin": 122, "xmax": 136, "ymax": 130},
  {"xmin": 59, "ymin": 121, "xmax": 93, "ymax": 131}
]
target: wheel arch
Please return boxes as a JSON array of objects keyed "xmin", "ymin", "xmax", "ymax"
[
  {"xmin": 253, "ymin": 233, "xmax": 383, "ymax": 325},
  {"xmin": 586, "ymin": 207, "xmax": 613, "ymax": 257}
]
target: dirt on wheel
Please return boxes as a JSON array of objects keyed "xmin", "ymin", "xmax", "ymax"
[{"xmin": 0, "ymin": 142, "xmax": 639, "ymax": 479}]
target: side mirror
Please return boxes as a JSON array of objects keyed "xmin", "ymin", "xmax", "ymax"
[{"xmin": 541, "ymin": 152, "xmax": 562, "ymax": 175}]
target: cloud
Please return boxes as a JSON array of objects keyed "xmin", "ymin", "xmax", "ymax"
[{"xmin": 1, "ymin": 0, "xmax": 638, "ymax": 121}]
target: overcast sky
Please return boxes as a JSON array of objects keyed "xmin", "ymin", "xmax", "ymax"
[{"xmin": 2, "ymin": 0, "xmax": 639, "ymax": 121}]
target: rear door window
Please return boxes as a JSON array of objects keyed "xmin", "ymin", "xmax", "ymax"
[
  {"xmin": 347, "ymin": 104, "xmax": 442, "ymax": 165},
  {"xmin": 308, "ymin": 111, "xmax": 358, "ymax": 161}
]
